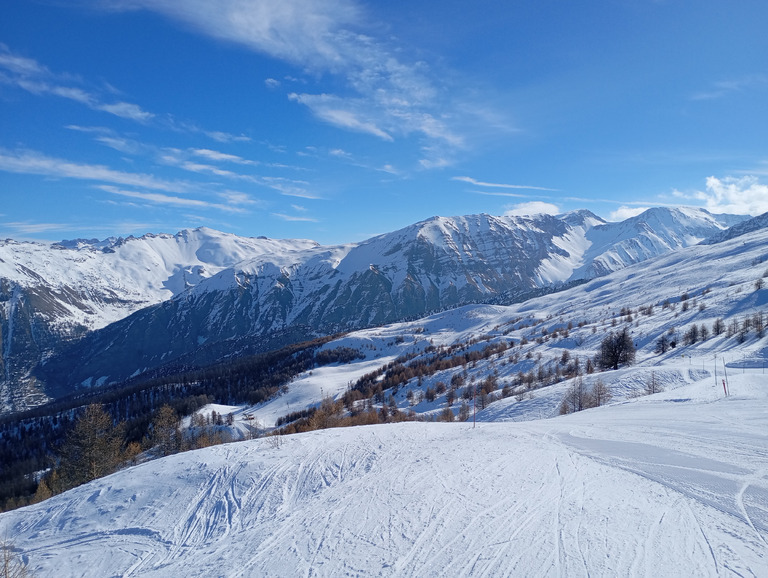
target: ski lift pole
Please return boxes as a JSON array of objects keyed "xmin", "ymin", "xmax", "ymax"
[{"xmin": 722, "ymin": 360, "xmax": 730, "ymax": 396}]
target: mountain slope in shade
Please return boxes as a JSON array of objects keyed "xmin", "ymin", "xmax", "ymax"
[
  {"xmin": 702, "ymin": 210, "xmax": 768, "ymax": 245},
  {"xmin": 1, "ymin": 207, "xmax": 747, "ymax": 410}
]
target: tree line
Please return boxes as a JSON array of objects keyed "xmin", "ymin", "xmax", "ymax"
[{"xmin": 0, "ymin": 338, "xmax": 359, "ymax": 511}]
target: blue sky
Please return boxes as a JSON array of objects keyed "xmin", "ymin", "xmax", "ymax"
[{"xmin": 1, "ymin": 0, "xmax": 768, "ymax": 244}]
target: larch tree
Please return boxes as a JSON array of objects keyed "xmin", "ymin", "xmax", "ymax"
[
  {"xmin": 57, "ymin": 403, "xmax": 125, "ymax": 490},
  {"xmin": 151, "ymin": 405, "xmax": 181, "ymax": 457}
]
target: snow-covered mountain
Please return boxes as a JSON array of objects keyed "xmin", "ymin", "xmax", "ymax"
[
  {"xmin": 0, "ymin": 207, "xmax": 745, "ymax": 411},
  {"xmin": 0, "ymin": 228, "xmax": 318, "ymax": 410},
  {"xmin": 2, "ymin": 209, "xmax": 768, "ymax": 576},
  {"xmin": 573, "ymin": 206, "xmax": 746, "ymax": 278}
]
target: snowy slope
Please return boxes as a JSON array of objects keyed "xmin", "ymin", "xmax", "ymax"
[
  {"xmin": 236, "ymin": 220, "xmax": 768, "ymax": 430},
  {"xmin": 1, "ymin": 372, "xmax": 766, "ymax": 577}
]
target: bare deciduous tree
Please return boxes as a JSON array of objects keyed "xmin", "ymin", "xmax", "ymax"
[
  {"xmin": 597, "ymin": 328, "xmax": 636, "ymax": 370},
  {"xmin": 1, "ymin": 539, "xmax": 32, "ymax": 578}
]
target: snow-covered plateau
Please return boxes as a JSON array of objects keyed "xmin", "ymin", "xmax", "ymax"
[{"xmin": 1, "ymin": 369, "xmax": 766, "ymax": 577}]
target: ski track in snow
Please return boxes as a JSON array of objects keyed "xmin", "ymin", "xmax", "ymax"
[{"xmin": 3, "ymin": 373, "xmax": 768, "ymax": 577}]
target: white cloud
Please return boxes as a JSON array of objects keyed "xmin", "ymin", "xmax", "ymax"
[
  {"xmin": 261, "ymin": 176, "xmax": 318, "ymax": 199},
  {"xmin": 99, "ymin": 185, "xmax": 247, "ymax": 213},
  {"xmin": 680, "ymin": 175, "xmax": 768, "ymax": 215},
  {"xmin": 192, "ymin": 149, "xmax": 258, "ymax": 165},
  {"xmin": 453, "ymin": 176, "xmax": 558, "ymax": 191},
  {"xmin": 329, "ymin": 148, "xmax": 351, "ymax": 158},
  {"xmin": 419, "ymin": 157, "xmax": 451, "ymax": 170},
  {"xmin": 0, "ymin": 44, "xmax": 48, "ymax": 76},
  {"xmin": 289, "ymin": 93, "xmax": 393, "ymax": 141},
  {"xmin": 471, "ymin": 190, "xmax": 527, "ymax": 199},
  {"xmin": 0, "ymin": 45, "xmax": 154, "ymax": 123},
  {"xmin": 112, "ymin": 0, "xmax": 361, "ymax": 68},
  {"xmin": 504, "ymin": 201, "xmax": 560, "ymax": 217},
  {"xmin": 608, "ymin": 206, "xmax": 649, "ymax": 221},
  {"xmin": 95, "ymin": 135, "xmax": 145, "ymax": 155},
  {"xmin": 160, "ymin": 148, "xmax": 315, "ymax": 197},
  {"xmin": 1, "ymin": 221, "xmax": 74, "ymax": 234},
  {"xmin": 265, "ymin": 78, "xmax": 281, "ymax": 89},
  {"xmin": 0, "ymin": 148, "xmax": 191, "ymax": 192},
  {"xmin": 108, "ymin": 0, "xmax": 468, "ymax": 166},
  {"xmin": 204, "ymin": 130, "xmax": 251, "ymax": 143},
  {"xmin": 272, "ymin": 212, "xmax": 318, "ymax": 222},
  {"xmin": 690, "ymin": 74, "xmax": 767, "ymax": 101},
  {"xmin": 218, "ymin": 190, "xmax": 261, "ymax": 206},
  {"xmin": 97, "ymin": 101, "xmax": 154, "ymax": 122}
]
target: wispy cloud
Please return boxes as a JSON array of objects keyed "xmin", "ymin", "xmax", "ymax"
[
  {"xmin": 690, "ymin": 74, "xmax": 767, "ymax": 101},
  {"xmin": 288, "ymin": 93, "xmax": 393, "ymax": 141},
  {"xmin": 159, "ymin": 147, "xmax": 315, "ymax": 197},
  {"xmin": 674, "ymin": 175, "xmax": 768, "ymax": 215},
  {"xmin": 109, "ymin": 0, "xmax": 361, "ymax": 67},
  {"xmin": 2, "ymin": 45, "xmax": 250, "ymax": 143},
  {"xmin": 329, "ymin": 148, "xmax": 352, "ymax": 159},
  {"xmin": 470, "ymin": 190, "xmax": 528, "ymax": 199},
  {"xmin": 98, "ymin": 185, "xmax": 247, "ymax": 213},
  {"xmin": 0, "ymin": 44, "xmax": 155, "ymax": 123},
  {"xmin": 0, "ymin": 148, "xmax": 191, "ymax": 192},
  {"xmin": 262, "ymin": 176, "xmax": 319, "ymax": 199},
  {"xmin": 272, "ymin": 212, "xmax": 319, "ymax": 222},
  {"xmin": 1, "ymin": 221, "xmax": 75, "ymax": 235},
  {"xmin": 204, "ymin": 130, "xmax": 251, "ymax": 143},
  {"xmin": 453, "ymin": 176, "xmax": 558, "ymax": 191},
  {"xmin": 63, "ymin": 128, "xmax": 313, "ymax": 198},
  {"xmin": 218, "ymin": 190, "xmax": 263, "ymax": 207},
  {"xmin": 104, "ymin": 0, "xmax": 472, "ymax": 168},
  {"xmin": 190, "ymin": 148, "xmax": 259, "ymax": 166}
]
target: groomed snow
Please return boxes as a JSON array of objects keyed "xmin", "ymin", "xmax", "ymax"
[
  {"xmin": 2, "ymin": 370, "xmax": 766, "ymax": 577},
  {"xmin": 252, "ymin": 357, "xmax": 398, "ymax": 428}
]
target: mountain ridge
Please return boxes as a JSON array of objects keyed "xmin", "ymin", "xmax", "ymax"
[{"xmin": 0, "ymin": 206, "xmax": 751, "ymax": 412}]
